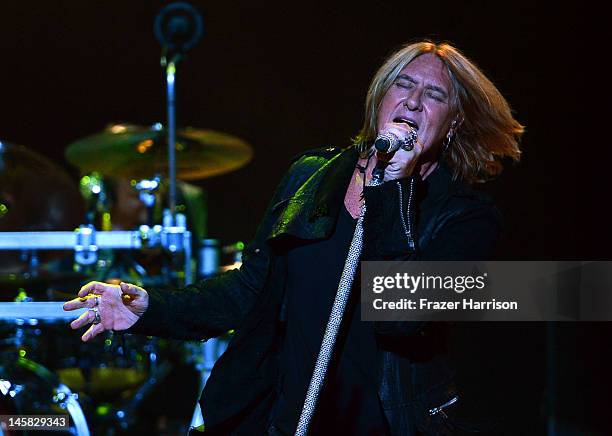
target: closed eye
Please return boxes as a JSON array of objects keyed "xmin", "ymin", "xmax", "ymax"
[
  {"xmin": 426, "ymin": 91, "xmax": 445, "ymax": 102},
  {"xmin": 395, "ymin": 82, "xmax": 413, "ymax": 90}
]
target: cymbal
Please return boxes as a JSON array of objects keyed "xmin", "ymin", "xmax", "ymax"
[{"xmin": 65, "ymin": 123, "xmax": 253, "ymax": 181}]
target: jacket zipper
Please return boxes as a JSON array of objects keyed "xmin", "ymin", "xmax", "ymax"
[
  {"xmin": 428, "ymin": 394, "xmax": 459, "ymax": 418},
  {"xmin": 397, "ymin": 178, "xmax": 415, "ymax": 251}
]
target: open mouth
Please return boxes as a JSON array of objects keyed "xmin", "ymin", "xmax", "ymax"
[{"xmin": 393, "ymin": 117, "xmax": 419, "ymax": 131}]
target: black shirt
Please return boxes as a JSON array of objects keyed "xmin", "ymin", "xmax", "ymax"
[{"xmin": 270, "ymin": 205, "xmax": 388, "ymax": 435}]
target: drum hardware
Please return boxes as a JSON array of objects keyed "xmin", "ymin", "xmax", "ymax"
[
  {"xmin": 0, "ymin": 378, "xmax": 22, "ymax": 397},
  {"xmin": 62, "ymin": 116, "xmax": 254, "ymax": 286},
  {"xmin": 0, "ymin": 301, "xmax": 171, "ymax": 429},
  {"xmin": 74, "ymin": 225, "xmax": 98, "ymax": 266},
  {"xmin": 155, "ymin": 1, "xmax": 204, "ymax": 224},
  {"xmin": 0, "ymin": 140, "xmax": 85, "ymax": 274},
  {"xmin": 161, "ymin": 210, "xmax": 188, "ymax": 254},
  {"xmin": 0, "ymin": 4, "xmax": 252, "ymax": 433},
  {"xmin": 112, "ymin": 359, "xmax": 173, "ymax": 430},
  {"xmin": 135, "ymin": 177, "xmax": 161, "ymax": 227},
  {"xmin": 0, "ymin": 230, "xmax": 142, "ymax": 251},
  {"xmin": 19, "ymin": 250, "xmax": 40, "ymax": 278},
  {"xmin": 0, "ymin": 224, "xmax": 193, "ymax": 286},
  {"xmin": 0, "ymin": 356, "xmax": 91, "ymax": 435},
  {"xmin": 0, "ymin": 302, "xmax": 87, "ymax": 321},
  {"xmin": 197, "ymin": 240, "xmax": 246, "ymax": 277},
  {"xmin": 79, "ymin": 172, "xmax": 110, "ymax": 231},
  {"xmin": 52, "ymin": 384, "xmax": 83, "ymax": 417},
  {"xmin": 0, "ymin": 302, "xmax": 86, "ymax": 360},
  {"xmin": 198, "ymin": 239, "xmax": 220, "ymax": 279}
]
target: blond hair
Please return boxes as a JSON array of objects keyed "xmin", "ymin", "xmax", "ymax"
[{"xmin": 353, "ymin": 41, "xmax": 523, "ymax": 182}]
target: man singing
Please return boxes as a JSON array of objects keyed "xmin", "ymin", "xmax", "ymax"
[{"xmin": 65, "ymin": 40, "xmax": 523, "ymax": 435}]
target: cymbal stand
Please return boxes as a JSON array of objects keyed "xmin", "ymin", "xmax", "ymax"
[
  {"xmin": 155, "ymin": 1, "xmax": 204, "ymax": 286},
  {"xmin": 160, "ymin": 210, "xmax": 193, "ymax": 285},
  {"xmin": 134, "ymin": 176, "xmax": 161, "ymax": 227},
  {"xmin": 161, "ymin": 60, "xmax": 193, "ymax": 285},
  {"xmin": 165, "ymin": 59, "xmax": 178, "ymax": 220}
]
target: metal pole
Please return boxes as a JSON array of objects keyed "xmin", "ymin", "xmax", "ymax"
[
  {"xmin": 184, "ymin": 230, "xmax": 193, "ymax": 285},
  {"xmin": 166, "ymin": 61, "xmax": 177, "ymax": 219}
]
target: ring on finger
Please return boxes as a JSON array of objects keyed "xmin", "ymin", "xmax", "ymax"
[
  {"xmin": 400, "ymin": 131, "xmax": 417, "ymax": 151},
  {"xmin": 89, "ymin": 307, "xmax": 101, "ymax": 325},
  {"xmin": 94, "ymin": 295, "xmax": 100, "ymax": 307},
  {"xmin": 400, "ymin": 140, "xmax": 414, "ymax": 152}
]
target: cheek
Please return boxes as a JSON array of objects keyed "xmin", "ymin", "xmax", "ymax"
[
  {"xmin": 376, "ymin": 92, "xmax": 399, "ymax": 128},
  {"xmin": 376, "ymin": 103, "xmax": 390, "ymax": 130},
  {"xmin": 424, "ymin": 107, "xmax": 451, "ymax": 139}
]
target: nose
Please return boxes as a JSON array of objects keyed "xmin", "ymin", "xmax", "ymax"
[{"xmin": 403, "ymin": 90, "xmax": 422, "ymax": 111}]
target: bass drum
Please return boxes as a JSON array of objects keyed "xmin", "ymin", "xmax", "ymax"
[{"xmin": 0, "ymin": 355, "xmax": 90, "ymax": 436}]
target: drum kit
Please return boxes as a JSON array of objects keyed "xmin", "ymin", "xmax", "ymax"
[
  {"xmin": 0, "ymin": 3, "xmax": 245, "ymax": 433},
  {"xmin": 0, "ymin": 124, "xmax": 251, "ymax": 434}
]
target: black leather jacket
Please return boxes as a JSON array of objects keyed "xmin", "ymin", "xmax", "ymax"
[{"xmin": 129, "ymin": 145, "xmax": 501, "ymax": 435}]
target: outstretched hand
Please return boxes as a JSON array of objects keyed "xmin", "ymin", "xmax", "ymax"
[{"xmin": 63, "ymin": 281, "xmax": 149, "ymax": 342}]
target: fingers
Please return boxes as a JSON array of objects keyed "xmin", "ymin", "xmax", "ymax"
[
  {"xmin": 63, "ymin": 294, "xmax": 99, "ymax": 311},
  {"xmin": 63, "ymin": 298, "xmax": 85, "ymax": 311},
  {"xmin": 70, "ymin": 309, "xmax": 95, "ymax": 329},
  {"xmin": 381, "ymin": 143, "xmax": 421, "ymax": 181},
  {"xmin": 381, "ymin": 121, "xmax": 414, "ymax": 137},
  {"xmin": 380, "ymin": 123, "xmax": 417, "ymax": 150},
  {"xmin": 67, "ymin": 280, "xmax": 138, "ymax": 313},
  {"xmin": 81, "ymin": 322, "xmax": 106, "ymax": 342},
  {"xmin": 120, "ymin": 282, "xmax": 147, "ymax": 305},
  {"xmin": 119, "ymin": 282, "xmax": 142, "ymax": 296},
  {"xmin": 78, "ymin": 281, "xmax": 117, "ymax": 298},
  {"xmin": 77, "ymin": 281, "xmax": 98, "ymax": 297},
  {"xmin": 66, "ymin": 280, "xmax": 143, "ymax": 341},
  {"xmin": 389, "ymin": 145, "xmax": 420, "ymax": 165},
  {"xmin": 387, "ymin": 134, "xmax": 423, "ymax": 164}
]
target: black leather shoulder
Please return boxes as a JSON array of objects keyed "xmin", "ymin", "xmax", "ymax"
[
  {"xmin": 268, "ymin": 146, "xmax": 345, "ymax": 212},
  {"xmin": 433, "ymin": 160, "xmax": 494, "ymax": 205},
  {"xmin": 289, "ymin": 146, "xmax": 344, "ymax": 164}
]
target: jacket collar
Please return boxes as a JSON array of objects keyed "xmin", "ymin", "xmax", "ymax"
[
  {"xmin": 267, "ymin": 149, "xmax": 457, "ymax": 243},
  {"xmin": 269, "ymin": 146, "xmax": 358, "ymax": 242}
]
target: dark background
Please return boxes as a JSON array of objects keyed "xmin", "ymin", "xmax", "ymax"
[{"xmin": 1, "ymin": 1, "xmax": 608, "ymax": 434}]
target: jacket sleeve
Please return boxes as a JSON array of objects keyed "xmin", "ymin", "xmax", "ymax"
[
  {"xmin": 363, "ymin": 176, "xmax": 502, "ymax": 337},
  {"xmin": 126, "ymin": 160, "xmax": 306, "ymax": 341}
]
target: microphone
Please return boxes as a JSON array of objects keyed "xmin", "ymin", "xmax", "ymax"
[
  {"xmin": 371, "ymin": 128, "xmax": 418, "ymax": 181},
  {"xmin": 374, "ymin": 129, "xmax": 417, "ymax": 153}
]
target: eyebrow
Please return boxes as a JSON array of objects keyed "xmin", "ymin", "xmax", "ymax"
[{"xmin": 396, "ymin": 74, "xmax": 449, "ymax": 98}]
